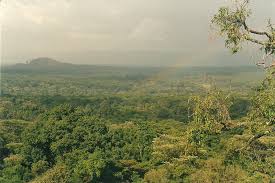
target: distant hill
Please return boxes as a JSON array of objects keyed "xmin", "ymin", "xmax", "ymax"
[
  {"xmin": 27, "ymin": 57, "xmax": 67, "ymax": 66},
  {"xmin": 2, "ymin": 57, "xmax": 158, "ymax": 76},
  {"xmin": 2, "ymin": 57, "xmax": 264, "ymax": 80},
  {"xmin": 3, "ymin": 57, "xmax": 82, "ymax": 74}
]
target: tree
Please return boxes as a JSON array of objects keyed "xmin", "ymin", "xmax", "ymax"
[
  {"xmin": 212, "ymin": 2, "xmax": 275, "ymax": 181},
  {"xmin": 212, "ymin": 0, "xmax": 275, "ymax": 151},
  {"xmin": 212, "ymin": 0, "xmax": 275, "ymax": 67},
  {"xmin": 72, "ymin": 151, "xmax": 107, "ymax": 183}
]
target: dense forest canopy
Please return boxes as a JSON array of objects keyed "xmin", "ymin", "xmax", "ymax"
[{"xmin": 0, "ymin": 0, "xmax": 274, "ymax": 183}]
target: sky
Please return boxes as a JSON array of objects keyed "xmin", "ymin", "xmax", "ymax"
[{"xmin": 1, "ymin": 0, "xmax": 274, "ymax": 66}]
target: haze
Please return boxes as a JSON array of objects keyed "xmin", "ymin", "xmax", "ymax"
[{"xmin": 1, "ymin": 0, "xmax": 274, "ymax": 66}]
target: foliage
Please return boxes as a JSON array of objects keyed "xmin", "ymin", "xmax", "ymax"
[
  {"xmin": 0, "ymin": 45, "xmax": 273, "ymax": 182},
  {"xmin": 212, "ymin": 0, "xmax": 275, "ymax": 55}
]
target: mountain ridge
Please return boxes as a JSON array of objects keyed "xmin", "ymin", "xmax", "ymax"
[{"xmin": 28, "ymin": 57, "xmax": 65, "ymax": 65}]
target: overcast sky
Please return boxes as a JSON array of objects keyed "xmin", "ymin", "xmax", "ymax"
[{"xmin": 1, "ymin": 0, "xmax": 274, "ymax": 66}]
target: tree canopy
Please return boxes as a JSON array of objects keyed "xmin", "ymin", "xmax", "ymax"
[{"xmin": 212, "ymin": 0, "xmax": 275, "ymax": 67}]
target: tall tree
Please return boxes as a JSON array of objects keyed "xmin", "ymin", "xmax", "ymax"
[{"xmin": 212, "ymin": 0, "xmax": 275, "ymax": 67}]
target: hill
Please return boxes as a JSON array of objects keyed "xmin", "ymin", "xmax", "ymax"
[
  {"xmin": 2, "ymin": 57, "xmax": 264, "ymax": 77},
  {"xmin": 3, "ymin": 57, "xmax": 74, "ymax": 73},
  {"xmin": 28, "ymin": 57, "xmax": 65, "ymax": 66}
]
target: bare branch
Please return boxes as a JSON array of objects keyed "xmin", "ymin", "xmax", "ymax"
[
  {"xmin": 244, "ymin": 37, "xmax": 265, "ymax": 45},
  {"xmin": 243, "ymin": 21, "xmax": 272, "ymax": 40}
]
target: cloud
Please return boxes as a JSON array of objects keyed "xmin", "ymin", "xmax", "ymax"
[
  {"xmin": 1, "ymin": 0, "xmax": 274, "ymax": 65},
  {"xmin": 128, "ymin": 18, "xmax": 168, "ymax": 41}
]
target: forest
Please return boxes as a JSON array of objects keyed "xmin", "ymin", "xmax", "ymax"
[
  {"xmin": 0, "ymin": 0, "xmax": 275, "ymax": 182},
  {"xmin": 0, "ymin": 59, "xmax": 274, "ymax": 182}
]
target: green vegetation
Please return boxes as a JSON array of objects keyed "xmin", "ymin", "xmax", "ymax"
[
  {"xmin": 212, "ymin": 0, "xmax": 274, "ymax": 58},
  {"xmin": 0, "ymin": 61, "xmax": 274, "ymax": 182},
  {"xmin": 0, "ymin": 1, "xmax": 274, "ymax": 182}
]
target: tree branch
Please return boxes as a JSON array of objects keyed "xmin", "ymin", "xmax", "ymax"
[
  {"xmin": 245, "ymin": 37, "xmax": 265, "ymax": 45},
  {"xmin": 243, "ymin": 21, "xmax": 272, "ymax": 40}
]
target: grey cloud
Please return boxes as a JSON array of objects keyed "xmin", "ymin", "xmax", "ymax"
[{"xmin": 1, "ymin": 0, "xmax": 274, "ymax": 65}]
